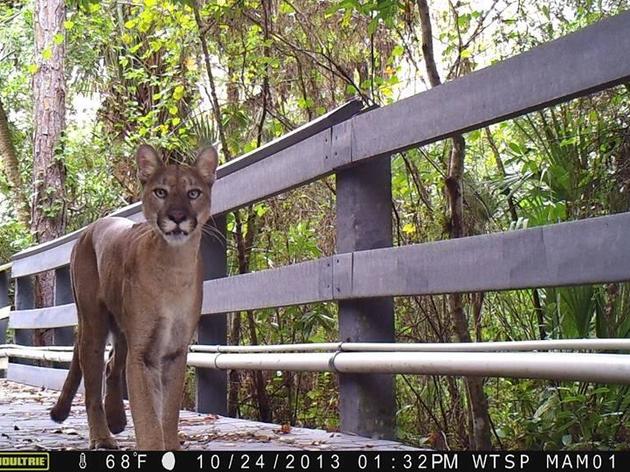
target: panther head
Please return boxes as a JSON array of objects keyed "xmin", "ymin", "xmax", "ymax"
[{"xmin": 136, "ymin": 144, "xmax": 218, "ymax": 246}]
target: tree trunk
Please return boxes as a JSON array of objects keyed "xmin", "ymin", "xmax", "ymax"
[
  {"xmin": 445, "ymin": 136, "xmax": 492, "ymax": 449},
  {"xmin": 31, "ymin": 0, "xmax": 67, "ymax": 331},
  {"xmin": 0, "ymin": 97, "xmax": 30, "ymax": 227},
  {"xmin": 416, "ymin": 0, "xmax": 441, "ymax": 88},
  {"xmin": 416, "ymin": 0, "xmax": 492, "ymax": 450}
]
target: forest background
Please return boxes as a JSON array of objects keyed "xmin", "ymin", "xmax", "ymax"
[{"xmin": 1, "ymin": 0, "xmax": 630, "ymax": 450}]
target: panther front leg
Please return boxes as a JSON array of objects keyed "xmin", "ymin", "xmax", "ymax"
[
  {"xmin": 126, "ymin": 349, "xmax": 166, "ymax": 450},
  {"xmin": 160, "ymin": 349, "xmax": 189, "ymax": 450}
]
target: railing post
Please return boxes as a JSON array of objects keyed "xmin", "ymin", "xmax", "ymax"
[
  {"xmin": 335, "ymin": 155, "xmax": 396, "ymax": 439},
  {"xmin": 14, "ymin": 276, "xmax": 35, "ymax": 365},
  {"xmin": 0, "ymin": 267, "xmax": 10, "ymax": 345},
  {"xmin": 54, "ymin": 266, "xmax": 74, "ymax": 346},
  {"xmin": 196, "ymin": 215, "xmax": 228, "ymax": 415}
]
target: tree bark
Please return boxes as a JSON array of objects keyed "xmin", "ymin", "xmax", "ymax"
[
  {"xmin": 416, "ymin": 0, "xmax": 441, "ymax": 88},
  {"xmin": 32, "ymin": 0, "xmax": 67, "ymax": 327},
  {"xmin": 0, "ymin": 97, "xmax": 30, "ymax": 226},
  {"xmin": 416, "ymin": 0, "xmax": 492, "ymax": 450}
]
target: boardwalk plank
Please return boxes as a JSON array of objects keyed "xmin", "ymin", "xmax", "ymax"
[{"xmin": 0, "ymin": 380, "xmax": 418, "ymax": 451}]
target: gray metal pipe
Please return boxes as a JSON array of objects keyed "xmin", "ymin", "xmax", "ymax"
[
  {"xmin": 0, "ymin": 347, "xmax": 74, "ymax": 363},
  {"xmin": 189, "ymin": 338, "xmax": 630, "ymax": 353},
  {"xmin": 4, "ymin": 344, "xmax": 630, "ymax": 384},
  {"xmin": 0, "ymin": 344, "xmax": 75, "ymax": 351},
  {"xmin": 186, "ymin": 351, "xmax": 630, "ymax": 384},
  {"xmin": 187, "ymin": 352, "xmax": 332, "ymax": 372},
  {"xmin": 333, "ymin": 352, "xmax": 630, "ymax": 384},
  {"xmin": 5, "ymin": 338, "xmax": 630, "ymax": 356}
]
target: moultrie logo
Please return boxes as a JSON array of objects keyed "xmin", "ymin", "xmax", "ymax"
[{"xmin": 0, "ymin": 453, "xmax": 49, "ymax": 471}]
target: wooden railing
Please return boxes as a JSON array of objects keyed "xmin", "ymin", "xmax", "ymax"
[{"xmin": 2, "ymin": 11, "xmax": 630, "ymax": 440}]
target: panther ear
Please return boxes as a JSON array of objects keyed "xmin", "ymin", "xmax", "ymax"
[
  {"xmin": 136, "ymin": 144, "xmax": 163, "ymax": 184},
  {"xmin": 195, "ymin": 146, "xmax": 219, "ymax": 185}
]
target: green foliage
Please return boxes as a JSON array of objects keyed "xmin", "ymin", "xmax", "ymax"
[
  {"xmin": 1, "ymin": 0, "xmax": 630, "ymax": 449},
  {"xmin": 490, "ymin": 380, "xmax": 630, "ymax": 449}
]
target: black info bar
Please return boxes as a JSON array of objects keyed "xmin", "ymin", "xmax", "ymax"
[{"xmin": 0, "ymin": 451, "xmax": 626, "ymax": 472}]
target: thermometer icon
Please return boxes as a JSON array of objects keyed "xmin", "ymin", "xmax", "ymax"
[{"xmin": 79, "ymin": 452, "xmax": 87, "ymax": 469}]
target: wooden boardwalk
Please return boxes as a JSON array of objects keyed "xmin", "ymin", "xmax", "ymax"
[{"xmin": 0, "ymin": 380, "xmax": 417, "ymax": 451}]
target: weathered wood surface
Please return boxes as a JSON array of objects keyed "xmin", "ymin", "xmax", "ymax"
[
  {"xmin": 10, "ymin": 206, "xmax": 145, "ymax": 278},
  {"xmin": 350, "ymin": 11, "xmax": 630, "ymax": 161},
  {"xmin": 9, "ymin": 304, "xmax": 77, "ymax": 330},
  {"xmin": 196, "ymin": 218, "xmax": 228, "ymax": 416},
  {"xmin": 6, "ymin": 364, "xmax": 79, "ymax": 392},
  {"xmin": 201, "ymin": 257, "xmax": 333, "ymax": 315},
  {"xmin": 53, "ymin": 266, "xmax": 74, "ymax": 347},
  {"xmin": 7, "ymin": 212, "xmax": 630, "ymax": 327},
  {"xmin": 9, "ymin": 102, "xmax": 362, "ymax": 277},
  {"xmin": 0, "ymin": 380, "xmax": 418, "ymax": 451},
  {"xmin": 335, "ymin": 156, "xmax": 395, "ymax": 439},
  {"xmin": 216, "ymin": 99, "xmax": 362, "ymax": 178},
  {"xmin": 348, "ymin": 212, "xmax": 630, "ymax": 298},
  {"xmin": 14, "ymin": 277, "xmax": 34, "ymax": 354},
  {"xmin": 210, "ymin": 129, "xmax": 333, "ymax": 216}
]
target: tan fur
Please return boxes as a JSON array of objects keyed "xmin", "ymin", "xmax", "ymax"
[{"xmin": 50, "ymin": 145, "xmax": 218, "ymax": 450}]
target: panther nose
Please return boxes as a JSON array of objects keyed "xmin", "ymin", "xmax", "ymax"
[{"xmin": 167, "ymin": 210, "xmax": 186, "ymax": 224}]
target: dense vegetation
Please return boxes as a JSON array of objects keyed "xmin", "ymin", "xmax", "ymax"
[{"xmin": 1, "ymin": 0, "xmax": 629, "ymax": 449}]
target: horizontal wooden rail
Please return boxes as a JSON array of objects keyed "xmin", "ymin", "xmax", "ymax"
[
  {"xmin": 348, "ymin": 211, "xmax": 630, "ymax": 297},
  {"xmin": 203, "ymin": 212, "xmax": 630, "ymax": 313},
  {"xmin": 6, "ymin": 363, "xmax": 83, "ymax": 392},
  {"xmin": 8, "ymin": 303, "xmax": 77, "ymax": 329},
  {"xmin": 10, "ymin": 128, "xmax": 335, "ymax": 277},
  {"xmin": 350, "ymin": 11, "xmax": 630, "ymax": 162},
  {"xmin": 201, "ymin": 257, "xmax": 333, "ymax": 314},
  {"xmin": 216, "ymin": 99, "xmax": 362, "ymax": 178},
  {"xmin": 210, "ymin": 129, "xmax": 338, "ymax": 215},
  {"xmin": 10, "ymin": 104, "xmax": 361, "ymax": 277},
  {"xmin": 7, "ymin": 211, "xmax": 630, "ymax": 328},
  {"xmin": 10, "ymin": 209, "xmax": 145, "ymax": 278}
]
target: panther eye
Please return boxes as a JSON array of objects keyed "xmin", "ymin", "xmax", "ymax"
[
  {"xmin": 153, "ymin": 188, "xmax": 168, "ymax": 199},
  {"xmin": 188, "ymin": 189, "xmax": 201, "ymax": 200}
]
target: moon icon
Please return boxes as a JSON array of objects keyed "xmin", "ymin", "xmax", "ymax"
[{"xmin": 161, "ymin": 451, "xmax": 176, "ymax": 471}]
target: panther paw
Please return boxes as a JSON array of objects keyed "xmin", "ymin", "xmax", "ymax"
[{"xmin": 89, "ymin": 436, "xmax": 119, "ymax": 450}]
